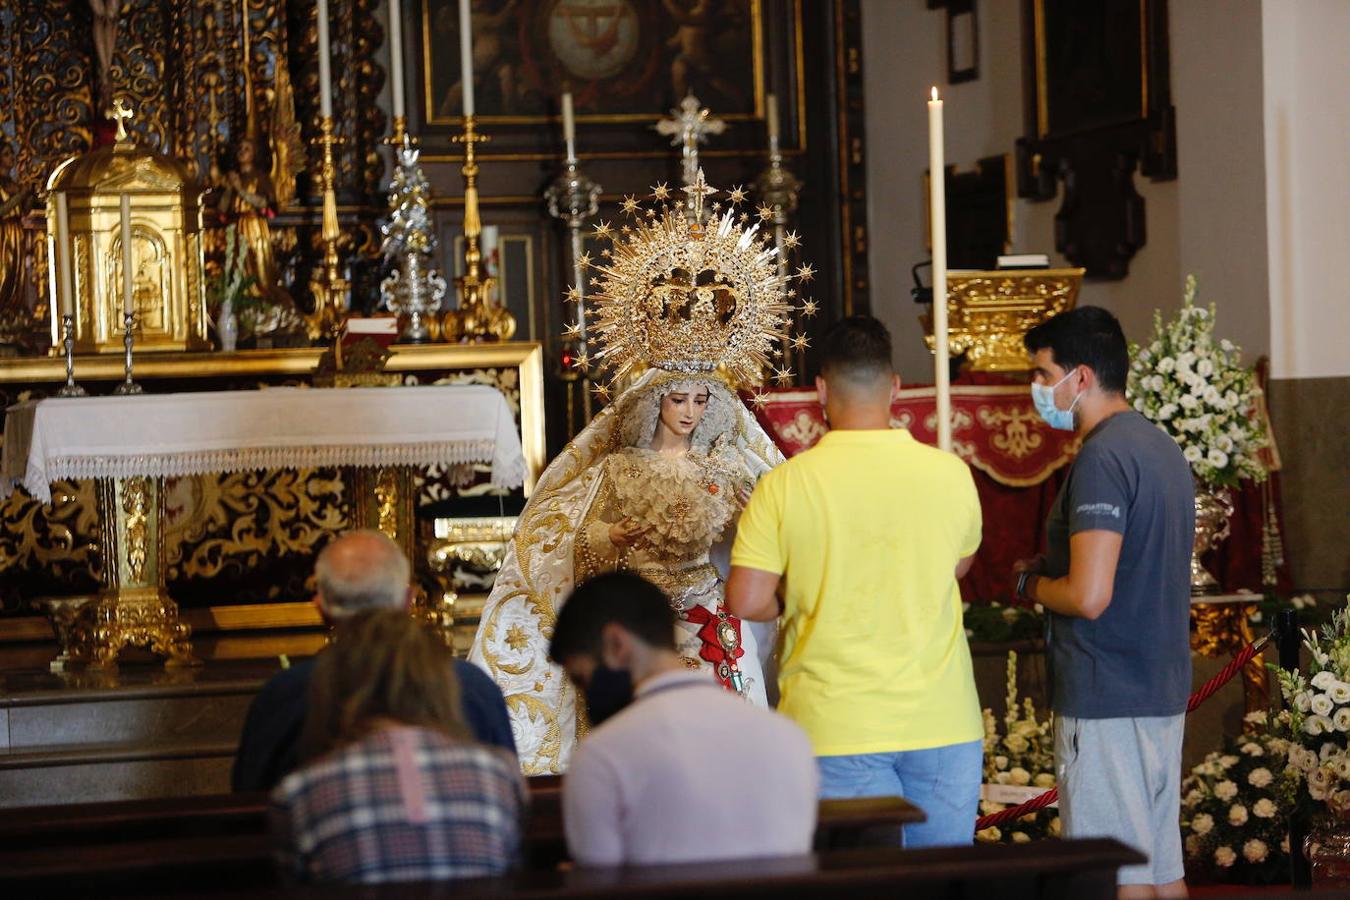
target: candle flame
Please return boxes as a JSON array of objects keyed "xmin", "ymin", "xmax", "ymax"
[{"xmin": 930, "ymin": 86, "xmax": 939, "ymax": 101}]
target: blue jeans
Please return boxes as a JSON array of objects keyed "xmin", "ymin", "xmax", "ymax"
[{"xmin": 816, "ymin": 740, "xmax": 984, "ymax": 848}]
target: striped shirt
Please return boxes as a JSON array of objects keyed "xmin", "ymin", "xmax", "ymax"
[{"xmin": 270, "ymin": 726, "xmax": 526, "ymax": 884}]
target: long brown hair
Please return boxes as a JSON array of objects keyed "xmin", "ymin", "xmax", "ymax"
[{"xmin": 301, "ymin": 611, "xmax": 470, "ymax": 761}]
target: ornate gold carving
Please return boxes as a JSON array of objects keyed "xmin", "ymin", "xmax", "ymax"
[
  {"xmin": 121, "ymin": 475, "xmax": 151, "ymax": 583},
  {"xmin": 922, "ymin": 269, "xmax": 1085, "ymax": 372},
  {"xmin": 1192, "ymin": 483, "xmax": 1235, "ymax": 596},
  {"xmin": 375, "ymin": 468, "xmax": 400, "ymax": 540}
]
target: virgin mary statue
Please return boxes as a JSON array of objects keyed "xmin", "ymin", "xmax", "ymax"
[{"xmin": 469, "ymin": 171, "xmax": 811, "ymax": 774}]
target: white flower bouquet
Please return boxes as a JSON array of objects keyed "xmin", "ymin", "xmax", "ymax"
[
  {"xmin": 1180, "ymin": 712, "xmax": 1292, "ymax": 884},
  {"xmin": 1274, "ymin": 599, "xmax": 1350, "ymax": 820},
  {"xmin": 976, "ymin": 652, "xmax": 1060, "ymax": 844},
  {"xmin": 1127, "ymin": 275, "xmax": 1267, "ymax": 488}
]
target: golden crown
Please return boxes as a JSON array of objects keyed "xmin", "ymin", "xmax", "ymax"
[{"xmin": 566, "ymin": 169, "xmax": 816, "ymax": 393}]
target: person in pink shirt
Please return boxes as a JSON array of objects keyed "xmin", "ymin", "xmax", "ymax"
[{"xmin": 550, "ymin": 572, "xmax": 819, "ymax": 866}]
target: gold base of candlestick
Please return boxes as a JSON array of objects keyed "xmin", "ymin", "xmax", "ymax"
[{"xmin": 440, "ymin": 115, "xmax": 516, "ymax": 343}]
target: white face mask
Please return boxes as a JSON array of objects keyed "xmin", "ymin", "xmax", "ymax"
[{"xmin": 1030, "ymin": 367, "xmax": 1082, "ymax": 431}]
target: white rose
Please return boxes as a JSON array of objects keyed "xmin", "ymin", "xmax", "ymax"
[
  {"xmin": 1221, "ymin": 338, "xmax": 1235, "ymax": 352},
  {"xmin": 1295, "ymin": 692, "xmax": 1312, "ymax": 713},
  {"xmin": 1158, "ymin": 357, "xmax": 1175, "ymax": 373},
  {"xmin": 1243, "ymin": 839, "xmax": 1269, "ymax": 863},
  {"xmin": 1217, "ymin": 435, "xmax": 1235, "ymax": 453},
  {"xmin": 1320, "ymin": 742, "xmax": 1340, "ymax": 762},
  {"xmin": 1034, "ymin": 773, "xmax": 1056, "ymax": 788},
  {"xmin": 1335, "ymin": 708, "xmax": 1350, "ymax": 733},
  {"xmin": 1184, "ymin": 445, "xmax": 1203, "ymax": 463},
  {"xmin": 1220, "ymin": 755, "xmax": 1240, "ymax": 768},
  {"xmin": 1197, "ymin": 358, "xmax": 1215, "ymax": 377},
  {"xmin": 1332, "ymin": 682, "xmax": 1350, "ymax": 704},
  {"xmin": 1191, "ymin": 813, "xmax": 1214, "ymax": 835},
  {"xmin": 994, "ymin": 755, "xmax": 1008, "ymax": 770},
  {"xmin": 1214, "ymin": 780, "xmax": 1238, "ymax": 801},
  {"xmin": 1312, "ymin": 694, "xmax": 1335, "ymax": 717},
  {"xmin": 1311, "ymin": 671, "xmax": 1337, "ymax": 690},
  {"xmin": 1214, "ymin": 846, "xmax": 1237, "ymax": 868},
  {"xmin": 1248, "ymin": 767, "xmax": 1273, "ymax": 788},
  {"xmin": 1305, "ymin": 714, "xmax": 1334, "ymax": 736},
  {"xmin": 1180, "ymin": 393, "xmax": 1200, "ymax": 411},
  {"xmin": 1228, "ymin": 804, "xmax": 1249, "ymax": 826},
  {"xmin": 1011, "ymin": 831, "xmax": 1031, "ymax": 844},
  {"xmin": 1178, "ymin": 351, "xmax": 1197, "ymax": 368},
  {"xmin": 1152, "ymin": 374, "xmax": 1167, "ymax": 392},
  {"xmin": 1008, "ymin": 767, "xmax": 1031, "ymax": 786},
  {"xmin": 1225, "ymin": 389, "xmax": 1240, "ymax": 407},
  {"xmin": 1241, "ymin": 742, "xmax": 1265, "ymax": 756},
  {"xmin": 1157, "ymin": 403, "xmax": 1178, "ymax": 420},
  {"xmin": 1184, "ymin": 834, "xmax": 1201, "ymax": 855},
  {"xmin": 1253, "ymin": 798, "xmax": 1278, "ymax": 819}
]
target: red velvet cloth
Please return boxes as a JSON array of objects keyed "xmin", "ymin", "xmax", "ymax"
[{"xmin": 742, "ymin": 383, "xmax": 1286, "ymax": 604}]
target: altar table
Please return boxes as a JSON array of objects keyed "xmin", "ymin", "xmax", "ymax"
[{"xmin": 0, "ymin": 385, "xmax": 526, "ymax": 668}]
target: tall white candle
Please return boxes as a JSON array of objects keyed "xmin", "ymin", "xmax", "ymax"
[
  {"xmin": 561, "ymin": 92, "xmax": 576, "ymax": 161},
  {"xmin": 120, "ymin": 192, "xmax": 133, "ymax": 315},
  {"xmin": 458, "ymin": 0, "xmax": 474, "ymax": 117},
  {"xmin": 317, "ymin": 0, "xmax": 333, "ymax": 119},
  {"xmin": 766, "ymin": 92, "xmax": 780, "ymax": 153},
  {"xmin": 928, "ymin": 86, "xmax": 951, "ymax": 452},
  {"xmin": 55, "ymin": 192, "xmax": 74, "ymax": 317},
  {"xmin": 388, "ymin": 0, "xmax": 405, "ymax": 120}
]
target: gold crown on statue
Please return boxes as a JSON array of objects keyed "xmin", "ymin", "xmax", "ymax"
[{"xmin": 566, "ymin": 169, "xmax": 817, "ymax": 393}]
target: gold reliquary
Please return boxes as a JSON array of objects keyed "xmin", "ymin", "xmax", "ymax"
[
  {"xmin": 45, "ymin": 129, "xmax": 209, "ymax": 353},
  {"xmin": 921, "ymin": 268, "xmax": 1085, "ymax": 372}
]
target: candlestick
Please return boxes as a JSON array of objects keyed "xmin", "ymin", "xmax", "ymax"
[
  {"xmin": 119, "ymin": 193, "xmax": 133, "ymax": 316},
  {"xmin": 766, "ymin": 92, "xmax": 780, "ymax": 155},
  {"xmin": 561, "ymin": 92, "xmax": 576, "ymax": 162},
  {"xmin": 56, "ymin": 315, "xmax": 87, "ymax": 398},
  {"xmin": 305, "ymin": 115, "xmax": 350, "ymax": 340},
  {"xmin": 388, "ymin": 0, "xmax": 405, "ymax": 121},
  {"xmin": 113, "ymin": 310, "xmax": 143, "ymax": 395},
  {"xmin": 317, "ymin": 0, "xmax": 333, "ymax": 119},
  {"xmin": 545, "ymin": 146, "xmax": 602, "ymax": 429},
  {"xmin": 458, "ymin": 0, "xmax": 474, "ymax": 117},
  {"xmin": 440, "ymin": 116, "xmax": 514, "ymax": 342},
  {"xmin": 55, "ymin": 192, "xmax": 74, "ymax": 318},
  {"xmin": 928, "ymin": 86, "xmax": 951, "ymax": 452}
]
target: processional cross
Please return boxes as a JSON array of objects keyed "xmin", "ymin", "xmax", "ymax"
[{"xmin": 655, "ymin": 94, "xmax": 726, "ymax": 189}]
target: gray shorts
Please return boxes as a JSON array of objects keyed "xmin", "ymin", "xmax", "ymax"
[{"xmin": 1055, "ymin": 714, "xmax": 1185, "ymax": 886}]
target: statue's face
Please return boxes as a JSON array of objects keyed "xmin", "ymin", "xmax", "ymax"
[
  {"xmin": 658, "ymin": 387, "xmax": 710, "ymax": 439},
  {"xmin": 237, "ymin": 141, "xmax": 255, "ymax": 166}
]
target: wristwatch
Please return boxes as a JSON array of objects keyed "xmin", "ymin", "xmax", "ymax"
[{"xmin": 1016, "ymin": 571, "xmax": 1034, "ymax": 601}]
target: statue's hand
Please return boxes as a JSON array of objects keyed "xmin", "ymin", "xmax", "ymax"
[{"xmin": 608, "ymin": 517, "xmax": 650, "ymax": 548}]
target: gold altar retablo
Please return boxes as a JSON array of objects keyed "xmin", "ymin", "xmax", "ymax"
[
  {"xmin": 921, "ymin": 268, "xmax": 1085, "ymax": 372},
  {"xmin": 45, "ymin": 125, "xmax": 210, "ymax": 354}
]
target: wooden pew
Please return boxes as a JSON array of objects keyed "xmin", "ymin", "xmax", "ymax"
[
  {"xmin": 0, "ymin": 784, "xmax": 923, "ymax": 894},
  {"xmin": 179, "ymin": 841, "xmax": 1149, "ymax": 899}
]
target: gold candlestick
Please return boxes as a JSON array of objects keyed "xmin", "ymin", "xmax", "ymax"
[
  {"xmin": 306, "ymin": 115, "xmax": 350, "ymax": 341},
  {"xmin": 440, "ymin": 116, "xmax": 515, "ymax": 343},
  {"xmin": 389, "ymin": 115, "xmax": 409, "ymax": 148}
]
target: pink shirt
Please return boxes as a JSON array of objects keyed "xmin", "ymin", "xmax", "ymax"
[{"xmin": 562, "ymin": 669, "xmax": 819, "ymax": 866}]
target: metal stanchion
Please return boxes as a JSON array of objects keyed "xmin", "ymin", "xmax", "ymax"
[{"xmin": 1277, "ymin": 607, "xmax": 1311, "ymax": 888}]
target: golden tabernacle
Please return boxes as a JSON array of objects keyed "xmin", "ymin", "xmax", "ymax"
[
  {"xmin": 922, "ymin": 268, "xmax": 1084, "ymax": 371},
  {"xmin": 45, "ymin": 102, "xmax": 209, "ymax": 354}
]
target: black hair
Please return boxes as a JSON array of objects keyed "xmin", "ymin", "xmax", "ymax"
[
  {"xmin": 548, "ymin": 572, "xmax": 675, "ymax": 663},
  {"xmin": 1023, "ymin": 306, "xmax": 1128, "ymax": 394},
  {"xmin": 817, "ymin": 315, "xmax": 894, "ymax": 384}
]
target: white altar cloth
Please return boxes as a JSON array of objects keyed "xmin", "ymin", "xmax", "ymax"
[{"xmin": 1, "ymin": 385, "xmax": 526, "ymax": 504}]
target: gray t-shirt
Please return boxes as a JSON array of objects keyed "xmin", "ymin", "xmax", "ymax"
[{"xmin": 1044, "ymin": 410, "xmax": 1195, "ymax": 718}]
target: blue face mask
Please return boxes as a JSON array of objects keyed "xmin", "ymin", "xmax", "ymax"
[{"xmin": 1031, "ymin": 368, "xmax": 1082, "ymax": 431}]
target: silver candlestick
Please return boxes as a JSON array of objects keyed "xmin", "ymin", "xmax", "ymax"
[
  {"xmin": 112, "ymin": 311, "xmax": 143, "ymax": 395},
  {"xmin": 754, "ymin": 133, "xmax": 804, "ymax": 376},
  {"xmin": 380, "ymin": 134, "xmax": 448, "ymax": 343},
  {"xmin": 545, "ymin": 154, "xmax": 602, "ymax": 426},
  {"xmin": 56, "ymin": 314, "xmax": 87, "ymax": 397}
]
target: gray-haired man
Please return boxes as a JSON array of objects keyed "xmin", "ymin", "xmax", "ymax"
[{"xmin": 232, "ymin": 530, "xmax": 515, "ymax": 791}]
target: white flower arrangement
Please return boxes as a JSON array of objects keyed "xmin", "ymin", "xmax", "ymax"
[
  {"xmin": 1275, "ymin": 598, "xmax": 1350, "ymax": 819},
  {"xmin": 1180, "ymin": 711, "xmax": 1292, "ymax": 885},
  {"xmin": 976, "ymin": 652, "xmax": 1059, "ymax": 845},
  {"xmin": 1127, "ymin": 275, "xmax": 1268, "ymax": 488}
]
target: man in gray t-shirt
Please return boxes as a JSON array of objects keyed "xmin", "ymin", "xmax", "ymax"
[{"xmin": 1013, "ymin": 307, "xmax": 1194, "ymax": 896}]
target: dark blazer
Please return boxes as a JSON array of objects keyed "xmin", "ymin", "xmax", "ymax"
[{"xmin": 232, "ymin": 655, "xmax": 516, "ymax": 792}]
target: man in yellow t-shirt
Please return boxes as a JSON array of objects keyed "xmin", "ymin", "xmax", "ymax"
[{"xmin": 727, "ymin": 316, "xmax": 984, "ymax": 848}]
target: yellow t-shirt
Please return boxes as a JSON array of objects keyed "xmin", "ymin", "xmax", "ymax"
[{"xmin": 731, "ymin": 428, "xmax": 983, "ymax": 756}]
